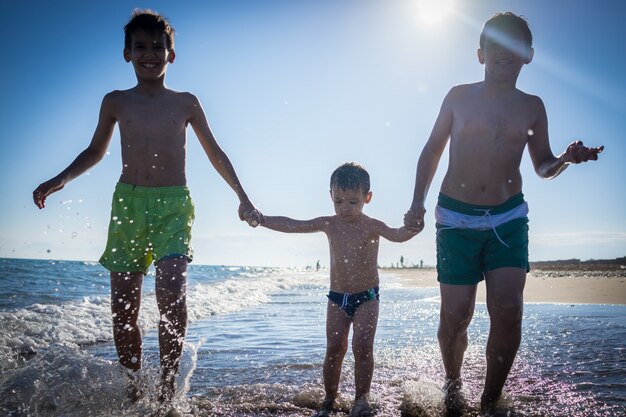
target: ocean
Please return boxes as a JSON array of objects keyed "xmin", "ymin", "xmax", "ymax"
[{"xmin": 0, "ymin": 258, "xmax": 624, "ymax": 417}]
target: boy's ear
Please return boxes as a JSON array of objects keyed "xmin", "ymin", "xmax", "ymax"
[
  {"xmin": 123, "ymin": 48, "xmax": 131, "ymax": 63},
  {"xmin": 167, "ymin": 49, "xmax": 176, "ymax": 64},
  {"xmin": 364, "ymin": 191, "xmax": 373, "ymax": 204},
  {"xmin": 477, "ymin": 48, "xmax": 485, "ymax": 65},
  {"xmin": 525, "ymin": 47, "xmax": 534, "ymax": 64}
]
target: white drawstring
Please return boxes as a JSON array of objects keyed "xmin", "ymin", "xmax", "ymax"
[{"xmin": 474, "ymin": 208, "xmax": 509, "ymax": 247}]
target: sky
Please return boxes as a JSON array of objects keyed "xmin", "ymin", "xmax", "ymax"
[{"xmin": 1, "ymin": 0, "xmax": 625, "ymax": 268}]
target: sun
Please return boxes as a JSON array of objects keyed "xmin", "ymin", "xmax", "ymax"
[{"xmin": 417, "ymin": 0, "xmax": 454, "ymax": 25}]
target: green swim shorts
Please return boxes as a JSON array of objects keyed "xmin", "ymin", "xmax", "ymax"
[
  {"xmin": 99, "ymin": 183, "xmax": 195, "ymax": 274},
  {"xmin": 436, "ymin": 194, "xmax": 529, "ymax": 285}
]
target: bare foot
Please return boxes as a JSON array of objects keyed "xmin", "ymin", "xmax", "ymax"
[
  {"xmin": 124, "ymin": 369, "xmax": 145, "ymax": 402},
  {"xmin": 443, "ymin": 378, "xmax": 468, "ymax": 417},
  {"xmin": 312, "ymin": 397, "xmax": 335, "ymax": 417},
  {"xmin": 349, "ymin": 397, "xmax": 374, "ymax": 417},
  {"xmin": 480, "ymin": 391, "xmax": 514, "ymax": 417}
]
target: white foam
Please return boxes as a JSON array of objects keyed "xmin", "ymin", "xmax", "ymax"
[{"xmin": 0, "ymin": 269, "xmax": 326, "ymax": 369}]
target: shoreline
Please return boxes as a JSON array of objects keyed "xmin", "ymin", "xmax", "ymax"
[{"xmin": 381, "ymin": 268, "xmax": 626, "ymax": 305}]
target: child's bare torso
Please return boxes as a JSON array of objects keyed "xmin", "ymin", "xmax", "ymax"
[
  {"xmin": 325, "ymin": 215, "xmax": 380, "ymax": 294},
  {"xmin": 111, "ymin": 88, "xmax": 192, "ymax": 187},
  {"xmin": 442, "ymin": 82, "xmax": 538, "ymax": 205}
]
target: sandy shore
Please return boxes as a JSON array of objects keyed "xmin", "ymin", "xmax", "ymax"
[{"xmin": 381, "ymin": 268, "xmax": 626, "ymax": 305}]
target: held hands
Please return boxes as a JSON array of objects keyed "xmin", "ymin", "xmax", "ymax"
[
  {"xmin": 33, "ymin": 177, "xmax": 65, "ymax": 209},
  {"xmin": 563, "ymin": 141, "xmax": 604, "ymax": 164},
  {"xmin": 404, "ymin": 206, "xmax": 426, "ymax": 234},
  {"xmin": 238, "ymin": 200, "xmax": 263, "ymax": 228}
]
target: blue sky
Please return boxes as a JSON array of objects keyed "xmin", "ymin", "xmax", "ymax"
[{"xmin": 1, "ymin": 0, "xmax": 624, "ymax": 268}]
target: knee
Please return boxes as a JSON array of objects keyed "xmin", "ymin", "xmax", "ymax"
[
  {"xmin": 352, "ymin": 342, "xmax": 374, "ymax": 361},
  {"xmin": 326, "ymin": 338, "xmax": 349, "ymax": 359},
  {"xmin": 488, "ymin": 300, "xmax": 523, "ymax": 329},
  {"xmin": 439, "ymin": 307, "xmax": 473, "ymax": 336}
]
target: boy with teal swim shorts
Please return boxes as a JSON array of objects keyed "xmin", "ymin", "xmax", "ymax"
[
  {"xmin": 33, "ymin": 9, "xmax": 259, "ymax": 408},
  {"xmin": 403, "ymin": 12, "xmax": 603, "ymax": 415}
]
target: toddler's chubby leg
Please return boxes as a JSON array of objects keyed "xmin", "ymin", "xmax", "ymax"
[
  {"xmin": 317, "ymin": 301, "xmax": 352, "ymax": 415},
  {"xmin": 351, "ymin": 299, "xmax": 379, "ymax": 405},
  {"xmin": 155, "ymin": 256, "xmax": 189, "ymax": 402}
]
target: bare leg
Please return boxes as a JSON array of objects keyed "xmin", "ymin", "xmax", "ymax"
[
  {"xmin": 351, "ymin": 300, "xmax": 379, "ymax": 401},
  {"xmin": 349, "ymin": 299, "xmax": 378, "ymax": 416},
  {"xmin": 155, "ymin": 257, "xmax": 189, "ymax": 402},
  {"xmin": 438, "ymin": 283, "xmax": 477, "ymax": 413},
  {"xmin": 319, "ymin": 301, "xmax": 352, "ymax": 413},
  {"xmin": 481, "ymin": 267, "xmax": 525, "ymax": 411},
  {"xmin": 111, "ymin": 271, "xmax": 144, "ymax": 371}
]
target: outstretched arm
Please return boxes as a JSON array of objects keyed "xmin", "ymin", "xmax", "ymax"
[
  {"xmin": 405, "ymin": 88, "xmax": 454, "ymax": 231},
  {"xmin": 374, "ymin": 218, "xmax": 421, "ymax": 243},
  {"xmin": 188, "ymin": 94, "xmax": 256, "ymax": 221},
  {"xmin": 33, "ymin": 93, "xmax": 117, "ymax": 209},
  {"xmin": 528, "ymin": 96, "xmax": 603, "ymax": 179},
  {"xmin": 260, "ymin": 215, "xmax": 327, "ymax": 234}
]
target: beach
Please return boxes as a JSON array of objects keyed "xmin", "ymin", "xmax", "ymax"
[
  {"xmin": 385, "ymin": 267, "xmax": 626, "ymax": 305},
  {"xmin": 1, "ymin": 258, "xmax": 625, "ymax": 416}
]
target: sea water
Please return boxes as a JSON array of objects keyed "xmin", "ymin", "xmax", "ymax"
[{"xmin": 0, "ymin": 258, "xmax": 624, "ymax": 416}]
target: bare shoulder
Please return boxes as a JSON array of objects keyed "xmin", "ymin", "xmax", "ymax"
[
  {"xmin": 516, "ymin": 90, "xmax": 547, "ymax": 120},
  {"xmin": 361, "ymin": 215, "xmax": 387, "ymax": 232},
  {"xmin": 102, "ymin": 89, "xmax": 127, "ymax": 103},
  {"xmin": 448, "ymin": 82, "xmax": 480, "ymax": 98}
]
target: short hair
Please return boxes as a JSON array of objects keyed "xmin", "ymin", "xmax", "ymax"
[
  {"xmin": 479, "ymin": 12, "xmax": 532, "ymax": 50},
  {"xmin": 330, "ymin": 163, "xmax": 370, "ymax": 195},
  {"xmin": 124, "ymin": 9, "xmax": 175, "ymax": 50}
]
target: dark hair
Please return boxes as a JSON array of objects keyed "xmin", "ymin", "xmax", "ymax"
[
  {"xmin": 124, "ymin": 9, "xmax": 175, "ymax": 50},
  {"xmin": 479, "ymin": 12, "xmax": 532, "ymax": 50},
  {"xmin": 330, "ymin": 162, "xmax": 370, "ymax": 195}
]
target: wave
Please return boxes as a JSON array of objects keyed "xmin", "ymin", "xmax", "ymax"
[{"xmin": 0, "ymin": 268, "xmax": 326, "ymax": 370}]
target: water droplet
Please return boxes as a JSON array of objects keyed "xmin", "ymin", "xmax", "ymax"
[{"xmin": 527, "ymin": 129, "xmax": 534, "ymax": 136}]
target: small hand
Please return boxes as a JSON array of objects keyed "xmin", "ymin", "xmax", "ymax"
[
  {"xmin": 564, "ymin": 140, "xmax": 604, "ymax": 164},
  {"xmin": 33, "ymin": 178, "xmax": 64, "ymax": 209},
  {"xmin": 404, "ymin": 206, "xmax": 426, "ymax": 233},
  {"xmin": 244, "ymin": 209, "xmax": 263, "ymax": 228}
]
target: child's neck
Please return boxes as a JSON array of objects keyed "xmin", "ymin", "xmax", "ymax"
[
  {"xmin": 135, "ymin": 76, "xmax": 168, "ymax": 94},
  {"xmin": 483, "ymin": 74, "xmax": 518, "ymax": 93}
]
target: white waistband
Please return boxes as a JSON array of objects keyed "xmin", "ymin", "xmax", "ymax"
[
  {"xmin": 435, "ymin": 202, "xmax": 529, "ymax": 248},
  {"xmin": 435, "ymin": 202, "xmax": 529, "ymax": 230}
]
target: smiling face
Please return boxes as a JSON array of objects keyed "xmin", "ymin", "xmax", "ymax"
[
  {"xmin": 123, "ymin": 29, "xmax": 175, "ymax": 82},
  {"xmin": 478, "ymin": 13, "xmax": 534, "ymax": 84},
  {"xmin": 330, "ymin": 186, "xmax": 372, "ymax": 220},
  {"xmin": 478, "ymin": 27, "xmax": 533, "ymax": 83}
]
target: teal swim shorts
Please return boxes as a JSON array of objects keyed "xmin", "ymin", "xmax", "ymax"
[
  {"xmin": 99, "ymin": 183, "xmax": 195, "ymax": 274},
  {"xmin": 435, "ymin": 193, "xmax": 529, "ymax": 285}
]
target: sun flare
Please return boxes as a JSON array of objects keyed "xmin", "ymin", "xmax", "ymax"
[{"xmin": 417, "ymin": 0, "xmax": 454, "ymax": 25}]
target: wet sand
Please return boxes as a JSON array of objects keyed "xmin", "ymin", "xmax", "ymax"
[{"xmin": 383, "ymin": 268, "xmax": 626, "ymax": 305}]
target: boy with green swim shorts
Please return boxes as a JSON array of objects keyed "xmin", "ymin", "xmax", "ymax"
[
  {"xmin": 33, "ymin": 9, "xmax": 259, "ymax": 408},
  {"xmin": 403, "ymin": 12, "xmax": 603, "ymax": 415},
  {"xmin": 99, "ymin": 183, "xmax": 196, "ymax": 274}
]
